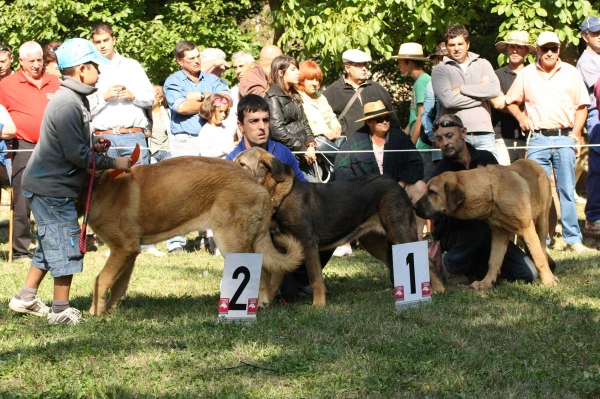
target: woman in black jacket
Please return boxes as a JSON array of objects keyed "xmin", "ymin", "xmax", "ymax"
[{"xmin": 265, "ymin": 55, "xmax": 317, "ymax": 179}]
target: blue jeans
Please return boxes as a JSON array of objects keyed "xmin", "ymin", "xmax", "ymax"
[
  {"xmin": 104, "ymin": 132, "xmax": 149, "ymax": 165},
  {"xmin": 466, "ymin": 132, "xmax": 498, "ymax": 160},
  {"xmin": 23, "ymin": 189, "xmax": 83, "ymax": 278},
  {"xmin": 150, "ymin": 149, "xmax": 171, "ymax": 164},
  {"xmin": 527, "ymin": 133, "xmax": 582, "ymax": 245},
  {"xmin": 586, "ymin": 109, "xmax": 600, "ymax": 223}
]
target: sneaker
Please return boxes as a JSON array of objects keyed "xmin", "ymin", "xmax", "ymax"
[
  {"xmin": 47, "ymin": 307, "xmax": 83, "ymax": 325},
  {"xmin": 333, "ymin": 244, "xmax": 352, "ymax": 257},
  {"xmin": 146, "ymin": 247, "xmax": 166, "ymax": 257},
  {"xmin": 585, "ymin": 220, "xmax": 600, "ymax": 231},
  {"xmin": 567, "ymin": 243, "xmax": 593, "ymax": 253},
  {"xmin": 9, "ymin": 295, "xmax": 50, "ymax": 317}
]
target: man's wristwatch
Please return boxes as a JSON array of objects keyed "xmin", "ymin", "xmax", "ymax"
[
  {"xmin": 306, "ymin": 141, "xmax": 317, "ymax": 149},
  {"xmin": 199, "ymin": 92, "xmax": 205, "ymax": 101}
]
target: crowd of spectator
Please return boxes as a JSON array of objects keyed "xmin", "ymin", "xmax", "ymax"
[{"xmin": 1, "ymin": 18, "xmax": 599, "ymax": 317}]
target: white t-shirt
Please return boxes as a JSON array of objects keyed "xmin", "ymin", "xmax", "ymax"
[{"xmin": 198, "ymin": 123, "xmax": 235, "ymax": 158}]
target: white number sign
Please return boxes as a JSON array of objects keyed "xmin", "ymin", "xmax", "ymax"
[
  {"xmin": 219, "ymin": 253, "xmax": 263, "ymax": 323},
  {"xmin": 392, "ymin": 241, "xmax": 432, "ymax": 310}
]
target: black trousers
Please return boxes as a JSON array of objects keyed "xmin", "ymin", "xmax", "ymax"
[{"xmin": 11, "ymin": 140, "xmax": 35, "ymax": 256}]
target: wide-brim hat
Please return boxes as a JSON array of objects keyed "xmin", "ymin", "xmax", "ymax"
[
  {"xmin": 391, "ymin": 42, "xmax": 429, "ymax": 61},
  {"xmin": 355, "ymin": 100, "xmax": 396, "ymax": 123},
  {"xmin": 495, "ymin": 31, "xmax": 536, "ymax": 55}
]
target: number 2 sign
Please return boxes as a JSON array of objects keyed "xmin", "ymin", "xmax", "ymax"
[
  {"xmin": 392, "ymin": 241, "xmax": 432, "ymax": 310},
  {"xmin": 219, "ymin": 253, "xmax": 263, "ymax": 322}
]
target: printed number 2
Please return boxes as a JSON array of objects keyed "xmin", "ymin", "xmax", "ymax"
[
  {"xmin": 406, "ymin": 253, "xmax": 416, "ymax": 294},
  {"xmin": 229, "ymin": 266, "xmax": 250, "ymax": 311}
]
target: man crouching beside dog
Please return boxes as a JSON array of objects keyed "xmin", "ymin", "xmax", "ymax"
[
  {"xmin": 417, "ymin": 114, "xmax": 538, "ymax": 285},
  {"xmin": 8, "ymin": 39, "xmax": 132, "ymax": 325}
]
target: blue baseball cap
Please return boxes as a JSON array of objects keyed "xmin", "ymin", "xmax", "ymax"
[
  {"xmin": 55, "ymin": 38, "xmax": 111, "ymax": 70},
  {"xmin": 581, "ymin": 16, "xmax": 600, "ymax": 33}
]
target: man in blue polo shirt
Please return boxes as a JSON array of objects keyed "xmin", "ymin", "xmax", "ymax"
[
  {"xmin": 164, "ymin": 41, "xmax": 230, "ymax": 157},
  {"xmin": 163, "ymin": 41, "xmax": 230, "ymax": 252},
  {"xmin": 227, "ymin": 94, "xmax": 306, "ymax": 182}
]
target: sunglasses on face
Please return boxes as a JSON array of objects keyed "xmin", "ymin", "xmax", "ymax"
[
  {"xmin": 373, "ymin": 116, "xmax": 391, "ymax": 123},
  {"xmin": 432, "ymin": 120, "xmax": 463, "ymax": 132},
  {"xmin": 539, "ymin": 46, "xmax": 559, "ymax": 53}
]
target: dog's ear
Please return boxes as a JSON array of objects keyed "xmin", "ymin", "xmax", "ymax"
[
  {"xmin": 444, "ymin": 180, "xmax": 465, "ymax": 213},
  {"xmin": 260, "ymin": 151, "xmax": 287, "ymax": 183}
]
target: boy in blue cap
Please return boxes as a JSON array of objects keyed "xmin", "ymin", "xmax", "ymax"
[{"xmin": 8, "ymin": 38, "xmax": 132, "ymax": 325}]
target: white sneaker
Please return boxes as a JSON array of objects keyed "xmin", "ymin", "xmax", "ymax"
[
  {"xmin": 568, "ymin": 243, "xmax": 593, "ymax": 253},
  {"xmin": 333, "ymin": 244, "xmax": 352, "ymax": 257},
  {"xmin": 47, "ymin": 307, "xmax": 83, "ymax": 325},
  {"xmin": 146, "ymin": 247, "xmax": 166, "ymax": 257},
  {"xmin": 9, "ymin": 295, "xmax": 49, "ymax": 317}
]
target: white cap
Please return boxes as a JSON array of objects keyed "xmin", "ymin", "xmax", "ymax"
[
  {"xmin": 200, "ymin": 48, "xmax": 230, "ymax": 68},
  {"xmin": 537, "ymin": 32, "xmax": 560, "ymax": 46},
  {"xmin": 342, "ymin": 49, "xmax": 372, "ymax": 63}
]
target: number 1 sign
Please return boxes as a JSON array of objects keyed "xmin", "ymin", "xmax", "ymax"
[
  {"xmin": 392, "ymin": 241, "xmax": 432, "ymax": 310},
  {"xmin": 219, "ymin": 253, "xmax": 263, "ymax": 323}
]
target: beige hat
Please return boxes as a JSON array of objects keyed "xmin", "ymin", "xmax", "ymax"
[
  {"xmin": 537, "ymin": 31, "xmax": 560, "ymax": 46},
  {"xmin": 342, "ymin": 49, "xmax": 372, "ymax": 63},
  {"xmin": 391, "ymin": 42, "xmax": 429, "ymax": 61},
  {"xmin": 495, "ymin": 31, "xmax": 536, "ymax": 55},
  {"xmin": 355, "ymin": 100, "xmax": 396, "ymax": 123}
]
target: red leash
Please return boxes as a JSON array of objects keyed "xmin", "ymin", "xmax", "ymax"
[{"xmin": 79, "ymin": 150, "xmax": 96, "ymax": 255}]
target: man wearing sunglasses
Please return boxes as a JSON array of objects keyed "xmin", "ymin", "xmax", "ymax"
[
  {"xmin": 505, "ymin": 31, "xmax": 592, "ymax": 253},
  {"xmin": 427, "ymin": 114, "xmax": 538, "ymax": 285},
  {"xmin": 0, "ymin": 45, "xmax": 14, "ymax": 80}
]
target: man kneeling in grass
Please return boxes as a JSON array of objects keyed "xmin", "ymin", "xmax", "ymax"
[{"xmin": 8, "ymin": 38, "xmax": 131, "ymax": 325}]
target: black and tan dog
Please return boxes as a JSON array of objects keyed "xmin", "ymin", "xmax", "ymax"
[
  {"xmin": 78, "ymin": 156, "xmax": 303, "ymax": 315},
  {"xmin": 414, "ymin": 159, "xmax": 558, "ymax": 289},
  {"xmin": 233, "ymin": 147, "xmax": 445, "ymax": 307}
]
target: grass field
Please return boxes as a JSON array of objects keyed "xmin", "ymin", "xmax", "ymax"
[{"xmin": 0, "ymin": 228, "xmax": 599, "ymax": 398}]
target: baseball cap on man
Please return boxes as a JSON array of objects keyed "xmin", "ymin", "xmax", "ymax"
[
  {"xmin": 342, "ymin": 49, "xmax": 372, "ymax": 63},
  {"xmin": 56, "ymin": 38, "xmax": 111, "ymax": 70},
  {"xmin": 581, "ymin": 16, "xmax": 600, "ymax": 33},
  {"xmin": 537, "ymin": 32, "xmax": 560, "ymax": 46}
]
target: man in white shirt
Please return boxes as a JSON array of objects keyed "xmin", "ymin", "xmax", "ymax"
[{"xmin": 89, "ymin": 23, "xmax": 155, "ymax": 165}]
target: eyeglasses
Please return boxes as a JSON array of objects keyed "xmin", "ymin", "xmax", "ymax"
[
  {"xmin": 348, "ymin": 62, "xmax": 369, "ymax": 69},
  {"xmin": 0, "ymin": 45, "xmax": 11, "ymax": 53},
  {"xmin": 373, "ymin": 115, "xmax": 391, "ymax": 123},
  {"xmin": 539, "ymin": 46, "xmax": 559, "ymax": 53},
  {"xmin": 432, "ymin": 120, "xmax": 463, "ymax": 132},
  {"xmin": 51, "ymin": 46, "xmax": 59, "ymax": 52}
]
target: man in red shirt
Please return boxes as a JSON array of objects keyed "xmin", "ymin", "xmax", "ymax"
[{"xmin": 0, "ymin": 41, "xmax": 59, "ymax": 260}]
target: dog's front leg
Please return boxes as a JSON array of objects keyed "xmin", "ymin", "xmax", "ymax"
[
  {"xmin": 105, "ymin": 252, "xmax": 139, "ymax": 311},
  {"xmin": 90, "ymin": 249, "xmax": 132, "ymax": 315},
  {"xmin": 304, "ymin": 245, "xmax": 327, "ymax": 307},
  {"xmin": 471, "ymin": 229, "xmax": 509, "ymax": 290}
]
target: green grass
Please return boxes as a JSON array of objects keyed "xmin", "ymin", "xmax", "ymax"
[{"xmin": 0, "ymin": 232, "xmax": 599, "ymax": 398}]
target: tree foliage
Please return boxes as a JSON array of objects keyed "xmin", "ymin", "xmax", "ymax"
[
  {"xmin": 0, "ymin": 0, "xmax": 264, "ymax": 84},
  {"xmin": 274, "ymin": 0, "xmax": 594, "ymax": 72}
]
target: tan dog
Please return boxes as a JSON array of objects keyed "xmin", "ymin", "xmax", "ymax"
[
  {"xmin": 79, "ymin": 156, "xmax": 303, "ymax": 315},
  {"xmin": 234, "ymin": 147, "xmax": 444, "ymax": 307},
  {"xmin": 414, "ymin": 159, "xmax": 558, "ymax": 289}
]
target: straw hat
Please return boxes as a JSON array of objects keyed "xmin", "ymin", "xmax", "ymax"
[
  {"xmin": 355, "ymin": 100, "xmax": 396, "ymax": 123},
  {"xmin": 391, "ymin": 43, "xmax": 429, "ymax": 61},
  {"xmin": 495, "ymin": 31, "xmax": 536, "ymax": 55}
]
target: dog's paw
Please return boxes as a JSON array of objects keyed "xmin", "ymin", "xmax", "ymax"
[
  {"xmin": 541, "ymin": 274, "xmax": 559, "ymax": 287},
  {"xmin": 471, "ymin": 280, "xmax": 493, "ymax": 290}
]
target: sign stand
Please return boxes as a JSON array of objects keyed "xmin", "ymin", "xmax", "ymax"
[
  {"xmin": 392, "ymin": 241, "xmax": 432, "ymax": 311},
  {"xmin": 218, "ymin": 253, "xmax": 263, "ymax": 323}
]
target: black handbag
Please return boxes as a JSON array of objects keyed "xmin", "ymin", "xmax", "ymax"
[{"xmin": 315, "ymin": 135, "xmax": 347, "ymax": 164}]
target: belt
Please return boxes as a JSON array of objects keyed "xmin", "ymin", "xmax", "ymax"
[
  {"xmin": 94, "ymin": 127, "xmax": 144, "ymax": 135},
  {"xmin": 467, "ymin": 131, "xmax": 493, "ymax": 136},
  {"xmin": 535, "ymin": 128, "xmax": 570, "ymax": 137},
  {"xmin": 172, "ymin": 132, "xmax": 197, "ymax": 137}
]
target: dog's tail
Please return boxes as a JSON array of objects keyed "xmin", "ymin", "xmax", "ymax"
[{"xmin": 254, "ymin": 232, "xmax": 304, "ymax": 274}]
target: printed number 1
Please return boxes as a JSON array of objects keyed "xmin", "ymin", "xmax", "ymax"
[
  {"xmin": 406, "ymin": 253, "xmax": 416, "ymax": 294},
  {"xmin": 229, "ymin": 266, "xmax": 250, "ymax": 311}
]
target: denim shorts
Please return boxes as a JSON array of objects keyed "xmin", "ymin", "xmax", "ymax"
[{"xmin": 23, "ymin": 189, "xmax": 83, "ymax": 278}]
